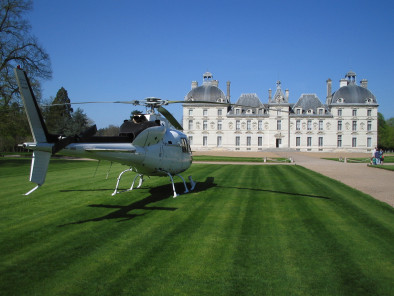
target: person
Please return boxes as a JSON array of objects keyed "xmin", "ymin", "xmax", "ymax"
[
  {"xmin": 375, "ymin": 149, "xmax": 381, "ymax": 165},
  {"xmin": 371, "ymin": 147, "xmax": 377, "ymax": 165},
  {"xmin": 379, "ymin": 148, "xmax": 384, "ymax": 165}
]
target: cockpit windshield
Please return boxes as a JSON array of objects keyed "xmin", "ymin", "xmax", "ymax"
[{"xmin": 180, "ymin": 138, "xmax": 191, "ymax": 153}]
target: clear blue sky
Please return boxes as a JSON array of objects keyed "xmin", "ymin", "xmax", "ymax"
[{"xmin": 29, "ymin": 0, "xmax": 394, "ymax": 128}]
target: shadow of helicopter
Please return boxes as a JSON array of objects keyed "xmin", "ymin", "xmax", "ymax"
[
  {"xmin": 215, "ymin": 185, "xmax": 331, "ymax": 200},
  {"xmin": 59, "ymin": 177, "xmax": 216, "ymax": 226}
]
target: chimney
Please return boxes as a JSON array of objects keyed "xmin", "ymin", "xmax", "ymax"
[
  {"xmin": 360, "ymin": 79, "xmax": 368, "ymax": 88},
  {"xmin": 268, "ymin": 89, "xmax": 272, "ymax": 101},
  {"xmin": 326, "ymin": 78, "xmax": 332, "ymax": 97},
  {"xmin": 191, "ymin": 81, "xmax": 198, "ymax": 89},
  {"xmin": 212, "ymin": 80, "xmax": 219, "ymax": 87},
  {"xmin": 285, "ymin": 89, "xmax": 289, "ymax": 101},
  {"xmin": 339, "ymin": 78, "xmax": 347, "ymax": 88},
  {"xmin": 226, "ymin": 81, "xmax": 231, "ymax": 102}
]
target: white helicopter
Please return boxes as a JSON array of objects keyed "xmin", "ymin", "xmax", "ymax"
[{"xmin": 15, "ymin": 67, "xmax": 201, "ymax": 197}]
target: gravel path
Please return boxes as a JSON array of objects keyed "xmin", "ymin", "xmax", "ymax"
[{"xmin": 193, "ymin": 151, "xmax": 394, "ymax": 207}]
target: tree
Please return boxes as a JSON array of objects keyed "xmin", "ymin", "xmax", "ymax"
[
  {"xmin": 96, "ymin": 125, "xmax": 120, "ymax": 136},
  {"xmin": 0, "ymin": 0, "xmax": 51, "ymax": 152},
  {"xmin": 0, "ymin": 0, "xmax": 51, "ymax": 107},
  {"xmin": 45, "ymin": 87, "xmax": 73, "ymax": 134},
  {"xmin": 65, "ymin": 108, "xmax": 93, "ymax": 136}
]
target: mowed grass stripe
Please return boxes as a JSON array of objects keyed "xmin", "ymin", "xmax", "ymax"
[
  {"xmin": 1, "ymin": 160, "xmax": 393, "ymax": 295},
  {"xmin": 289, "ymin": 166, "xmax": 394, "ymax": 294},
  {"xmin": 27, "ymin": 165, "xmax": 230, "ymax": 295}
]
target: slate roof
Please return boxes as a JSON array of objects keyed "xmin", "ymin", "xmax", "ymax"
[
  {"xmin": 293, "ymin": 94, "xmax": 327, "ymax": 115},
  {"xmin": 331, "ymin": 84, "xmax": 377, "ymax": 104}
]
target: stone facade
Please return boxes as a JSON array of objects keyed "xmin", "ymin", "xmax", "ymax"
[{"xmin": 182, "ymin": 71, "xmax": 378, "ymax": 152}]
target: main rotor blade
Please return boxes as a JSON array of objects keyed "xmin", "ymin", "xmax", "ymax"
[
  {"xmin": 158, "ymin": 106, "xmax": 183, "ymax": 131},
  {"xmin": 45, "ymin": 100, "xmax": 140, "ymax": 107}
]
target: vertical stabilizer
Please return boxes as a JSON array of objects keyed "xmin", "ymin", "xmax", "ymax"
[
  {"xmin": 14, "ymin": 67, "xmax": 52, "ymax": 195},
  {"xmin": 14, "ymin": 67, "xmax": 49, "ymax": 143}
]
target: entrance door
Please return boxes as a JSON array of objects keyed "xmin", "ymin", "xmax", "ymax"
[{"xmin": 276, "ymin": 139, "xmax": 281, "ymax": 148}]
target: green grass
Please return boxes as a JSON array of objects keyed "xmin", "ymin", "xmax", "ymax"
[
  {"xmin": 193, "ymin": 155, "xmax": 291, "ymax": 163},
  {"xmin": 323, "ymin": 155, "xmax": 394, "ymax": 163},
  {"xmin": 0, "ymin": 158, "xmax": 393, "ymax": 296},
  {"xmin": 367, "ymin": 164, "xmax": 394, "ymax": 171}
]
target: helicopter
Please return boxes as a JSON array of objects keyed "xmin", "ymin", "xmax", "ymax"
[{"xmin": 14, "ymin": 67, "xmax": 200, "ymax": 197}]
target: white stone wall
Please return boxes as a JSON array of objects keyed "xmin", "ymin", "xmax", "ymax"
[{"xmin": 183, "ymin": 104, "xmax": 378, "ymax": 153}]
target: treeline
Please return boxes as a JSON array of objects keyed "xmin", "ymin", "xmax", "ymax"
[
  {"xmin": 0, "ymin": 87, "xmax": 93, "ymax": 152},
  {"xmin": 378, "ymin": 113, "xmax": 394, "ymax": 151}
]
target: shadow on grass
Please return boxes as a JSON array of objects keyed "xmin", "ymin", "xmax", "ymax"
[
  {"xmin": 216, "ymin": 186, "xmax": 331, "ymax": 200},
  {"xmin": 59, "ymin": 177, "xmax": 217, "ymax": 226}
]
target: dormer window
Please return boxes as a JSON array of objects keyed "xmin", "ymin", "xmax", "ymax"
[
  {"xmin": 246, "ymin": 109, "xmax": 252, "ymax": 114},
  {"xmin": 235, "ymin": 108, "xmax": 241, "ymax": 115},
  {"xmin": 318, "ymin": 108, "xmax": 324, "ymax": 115},
  {"xmin": 307, "ymin": 109, "xmax": 313, "ymax": 114},
  {"xmin": 337, "ymin": 98, "xmax": 344, "ymax": 103},
  {"xmin": 296, "ymin": 108, "xmax": 302, "ymax": 115},
  {"xmin": 366, "ymin": 98, "xmax": 373, "ymax": 103}
]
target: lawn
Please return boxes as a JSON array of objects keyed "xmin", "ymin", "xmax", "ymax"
[
  {"xmin": 323, "ymin": 155, "xmax": 394, "ymax": 164},
  {"xmin": 193, "ymin": 155, "xmax": 292, "ymax": 163},
  {"xmin": 0, "ymin": 159, "xmax": 393, "ymax": 295}
]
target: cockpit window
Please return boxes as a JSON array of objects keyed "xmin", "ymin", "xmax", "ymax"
[{"xmin": 180, "ymin": 138, "xmax": 190, "ymax": 153}]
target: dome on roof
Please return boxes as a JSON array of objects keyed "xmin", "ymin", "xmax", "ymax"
[
  {"xmin": 185, "ymin": 84, "xmax": 226, "ymax": 103},
  {"xmin": 332, "ymin": 84, "xmax": 377, "ymax": 104}
]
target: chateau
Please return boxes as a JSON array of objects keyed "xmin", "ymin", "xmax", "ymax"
[{"xmin": 182, "ymin": 71, "xmax": 378, "ymax": 152}]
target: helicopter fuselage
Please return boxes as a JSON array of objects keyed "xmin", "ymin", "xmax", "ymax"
[{"xmin": 23, "ymin": 124, "xmax": 192, "ymax": 176}]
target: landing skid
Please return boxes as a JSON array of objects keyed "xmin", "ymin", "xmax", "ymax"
[
  {"xmin": 112, "ymin": 168, "xmax": 196, "ymax": 198},
  {"xmin": 112, "ymin": 168, "xmax": 143, "ymax": 196}
]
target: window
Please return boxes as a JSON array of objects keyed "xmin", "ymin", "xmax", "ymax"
[
  {"xmin": 318, "ymin": 137, "xmax": 323, "ymax": 147},
  {"xmin": 296, "ymin": 108, "xmax": 301, "ymax": 115},
  {"xmin": 235, "ymin": 136, "xmax": 240, "ymax": 146},
  {"xmin": 352, "ymin": 109, "xmax": 357, "ymax": 117},
  {"xmin": 218, "ymin": 109, "xmax": 222, "ymax": 116},
  {"xmin": 188, "ymin": 136, "xmax": 193, "ymax": 145},
  {"xmin": 296, "ymin": 137, "xmax": 301, "ymax": 146},
  {"xmin": 318, "ymin": 108, "xmax": 324, "ymax": 115},
  {"xmin": 319, "ymin": 120, "xmax": 323, "ymax": 131},
  {"xmin": 217, "ymin": 136, "xmax": 222, "ymax": 147},
  {"xmin": 352, "ymin": 121, "xmax": 357, "ymax": 131},
  {"xmin": 367, "ymin": 137, "xmax": 372, "ymax": 148},
  {"xmin": 236, "ymin": 120, "xmax": 240, "ymax": 130},
  {"xmin": 188, "ymin": 109, "xmax": 193, "ymax": 116},
  {"xmin": 180, "ymin": 138, "xmax": 189, "ymax": 153},
  {"xmin": 367, "ymin": 109, "xmax": 372, "ymax": 117},
  {"xmin": 246, "ymin": 136, "xmax": 251, "ymax": 146},
  {"xmin": 203, "ymin": 120, "xmax": 207, "ymax": 130},
  {"xmin": 367, "ymin": 121, "xmax": 372, "ymax": 131},
  {"xmin": 188, "ymin": 120, "xmax": 193, "ymax": 130},
  {"xmin": 296, "ymin": 120, "xmax": 301, "ymax": 130},
  {"xmin": 307, "ymin": 120, "xmax": 312, "ymax": 130},
  {"xmin": 338, "ymin": 109, "xmax": 342, "ymax": 116},
  {"xmin": 337, "ymin": 135, "xmax": 342, "ymax": 147},
  {"xmin": 203, "ymin": 136, "xmax": 207, "ymax": 146},
  {"xmin": 258, "ymin": 137, "xmax": 262, "ymax": 146},
  {"xmin": 236, "ymin": 109, "xmax": 241, "ymax": 115},
  {"xmin": 203, "ymin": 109, "xmax": 208, "ymax": 116},
  {"xmin": 217, "ymin": 120, "xmax": 222, "ymax": 130},
  {"xmin": 307, "ymin": 137, "xmax": 312, "ymax": 147},
  {"xmin": 338, "ymin": 120, "xmax": 342, "ymax": 131},
  {"xmin": 277, "ymin": 120, "xmax": 282, "ymax": 130},
  {"xmin": 352, "ymin": 137, "xmax": 357, "ymax": 147},
  {"xmin": 258, "ymin": 120, "xmax": 263, "ymax": 130},
  {"xmin": 247, "ymin": 120, "xmax": 251, "ymax": 130}
]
